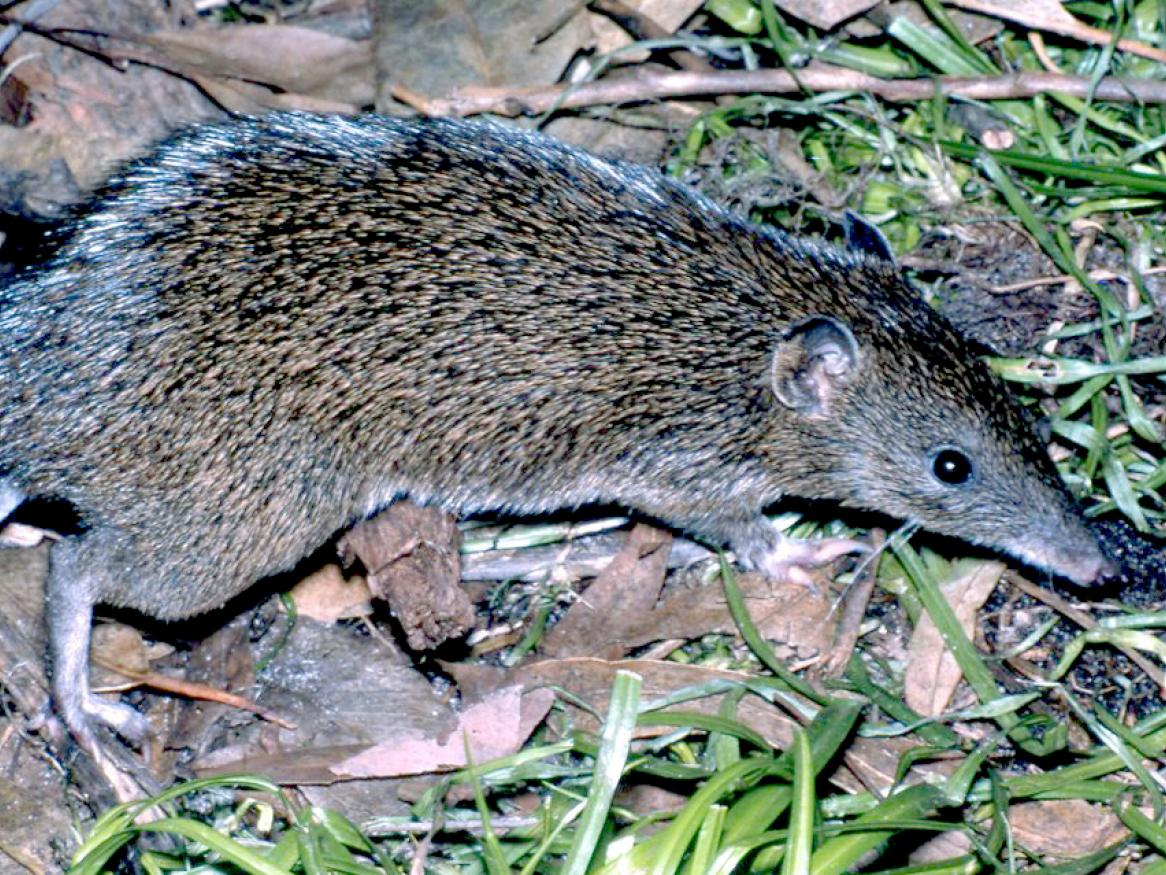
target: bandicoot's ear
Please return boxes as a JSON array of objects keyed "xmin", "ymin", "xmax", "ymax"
[
  {"xmin": 843, "ymin": 211, "xmax": 895, "ymax": 263},
  {"xmin": 770, "ymin": 316, "xmax": 860, "ymax": 416}
]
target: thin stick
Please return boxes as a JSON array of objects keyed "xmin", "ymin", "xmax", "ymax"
[{"xmin": 400, "ymin": 65, "xmax": 1166, "ymax": 117}]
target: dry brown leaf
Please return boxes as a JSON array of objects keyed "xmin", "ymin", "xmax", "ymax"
[
  {"xmin": 904, "ymin": 561, "xmax": 1005, "ymax": 716},
  {"xmin": 616, "ymin": 783, "xmax": 690, "ymax": 817},
  {"xmin": 631, "ymin": 574, "xmax": 834, "ymax": 658},
  {"xmin": 778, "ymin": 0, "xmax": 881, "ymax": 29},
  {"xmin": 438, "ymin": 660, "xmax": 510, "ymax": 703},
  {"xmin": 510, "ymin": 657, "xmax": 800, "ymax": 749},
  {"xmin": 908, "ymin": 831, "xmax": 974, "ymax": 863},
  {"xmin": 444, "ymin": 648, "xmax": 804, "ymax": 753},
  {"xmin": 948, "ymin": 0, "xmax": 1166, "ymax": 63},
  {"xmin": 90, "ymin": 615, "xmax": 291, "ymax": 739},
  {"xmin": 947, "ymin": 0, "xmax": 1095, "ymax": 32},
  {"xmin": 5, "ymin": 3, "xmax": 215, "ymax": 199},
  {"xmin": 91, "ymin": 621, "xmax": 152, "ymax": 683},
  {"xmin": 374, "ymin": 1, "xmax": 591, "ymax": 108},
  {"xmin": 877, "ymin": 2, "xmax": 1004, "ymax": 47},
  {"xmin": 193, "ymin": 621, "xmax": 448, "ymax": 783},
  {"xmin": 189, "ymin": 75, "xmax": 361, "ymax": 115},
  {"xmin": 138, "ymin": 25, "xmax": 375, "ymax": 103},
  {"xmin": 540, "ymin": 523, "xmax": 671, "ymax": 659},
  {"xmin": 834, "ymin": 735, "xmax": 962, "ymax": 796},
  {"xmin": 332, "ymin": 685, "xmax": 555, "ymax": 779},
  {"xmin": 542, "ymin": 538, "xmax": 834, "ymax": 662},
  {"xmin": 590, "ymin": 0, "xmax": 705, "ymax": 55},
  {"xmin": 342, "ymin": 501, "xmax": 474, "ymax": 650},
  {"xmin": 1008, "ymin": 799, "xmax": 1128, "ymax": 857},
  {"xmin": 744, "ymin": 577, "xmax": 835, "ymax": 659},
  {"xmin": 289, "ymin": 564, "xmax": 372, "ymax": 624}
]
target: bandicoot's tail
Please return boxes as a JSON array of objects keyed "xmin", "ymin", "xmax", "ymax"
[
  {"xmin": 0, "ymin": 480, "xmax": 21, "ymax": 520},
  {"xmin": 0, "ymin": 479, "xmax": 24, "ymax": 527},
  {"xmin": 0, "ymin": 480, "xmax": 44, "ymax": 548}
]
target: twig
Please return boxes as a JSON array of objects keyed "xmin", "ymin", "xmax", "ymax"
[
  {"xmin": 1027, "ymin": 32, "xmax": 1061, "ymax": 75},
  {"xmin": 992, "ymin": 266, "xmax": 1166, "ymax": 294},
  {"xmin": 399, "ymin": 64, "xmax": 1166, "ymax": 117},
  {"xmin": 0, "ymin": 0, "xmax": 58, "ymax": 56},
  {"xmin": 92, "ymin": 654, "xmax": 297, "ymax": 730}
]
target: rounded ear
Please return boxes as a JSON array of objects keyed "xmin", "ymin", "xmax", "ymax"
[
  {"xmin": 843, "ymin": 211, "xmax": 895, "ymax": 263},
  {"xmin": 770, "ymin": 316, "xmax": 860, "ymax": 416}
]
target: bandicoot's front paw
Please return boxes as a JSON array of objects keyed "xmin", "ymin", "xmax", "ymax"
[{"xmin": 738, "ymin": 530, "xmax": 868, "ymax": 587}]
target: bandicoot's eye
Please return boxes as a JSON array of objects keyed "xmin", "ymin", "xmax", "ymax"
[{"xmin": 931, "ymin": 447, "xmax": 974, "ymax": 486}]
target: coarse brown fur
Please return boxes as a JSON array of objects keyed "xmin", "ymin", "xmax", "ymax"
[{"xmin": 0, "ymin": 113, "xmax": 1107, "ymax": 753}]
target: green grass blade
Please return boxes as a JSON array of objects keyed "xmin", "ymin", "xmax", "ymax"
[
  {"xmin": 719, "ymin": 554, "xmax": 829, "ymax": 705},
  {"xmin": 809, "ymin": 785, "xmax": 948, "ymax": 875},
  {"xmin": 783, "ymin": 730, "xmax": 815, "ymax": 875},
  {"xmin": 562, "ymin": 669, "xmax": 641, "ymax": 875}
]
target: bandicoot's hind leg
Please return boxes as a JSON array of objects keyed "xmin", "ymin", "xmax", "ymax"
[{"xmin": 45, "ymin": 533, "xmax": 150, "ymax": 755}]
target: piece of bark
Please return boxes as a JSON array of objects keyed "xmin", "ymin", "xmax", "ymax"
[{"xmin": 342, "ymin": 502, "xmax": 474, "ymax": 651}]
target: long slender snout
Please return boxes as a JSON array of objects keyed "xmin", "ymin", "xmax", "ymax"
[{"xmin": 1015, "ymin": 537, "xmax": 1116, "ymax": 586}]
